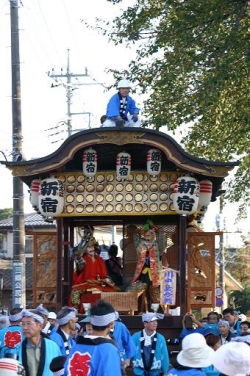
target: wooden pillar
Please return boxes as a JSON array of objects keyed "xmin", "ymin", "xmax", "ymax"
[
  {"xmin": 69, "ymin": 225, "xmax": 75, "ymax": 281},
  {"xmin": 178, "ymin": 214, "xmax": 187, "ymax": 316},
  {"xmin": 56, "ymin": 218, "xmax": 63, "ymax": 310},
  {"xmin": 62, "ymin": 222, "xmax": 68, "ymax": 306}
]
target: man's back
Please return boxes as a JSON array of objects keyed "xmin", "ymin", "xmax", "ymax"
[
  {"xmin": 64, "ymin": 336, "xmax": 122, "ymax": 376},
  {"xmin": 0, "ymin": 324, "xmax": 24, "ymax": 359}
]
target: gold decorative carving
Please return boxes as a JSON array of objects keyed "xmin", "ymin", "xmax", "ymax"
[
  {"xmin": 10, "ymin": 164, "xmax": 37, "ymax": 176},
  {"xmin": 34, "ymin": 234, "xmax": 57, "ymax": 307},
  {"xmin": 95, "ymin": 131, "xmax": 146, "ymax": 145},
  {"xmin": 55, "ymin": 171, "xmax": 184, "ymax": 216},
  {"xmin": 187, "ymin": 233, "xmax": 216, "ymax": 309}
]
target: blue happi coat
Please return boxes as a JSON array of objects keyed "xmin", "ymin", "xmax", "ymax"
[
  {"xmin": 132, "ymin": 331, "xmax": 170, "ymax": 376},
  {"xmin": 64, "ymin": 336, "xmax": 122, "ymax": 376},
  {"xmin": 106, "ymin": 93, "xmax": 140, "ymax": 118},
  {"xmin": 0, "ymin": 325, "xmax": 24, "ymax": 359}
]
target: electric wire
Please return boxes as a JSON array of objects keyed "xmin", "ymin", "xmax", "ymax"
[
  {"xmin": 61, "ymin": 0, "xmax": 84, "ymax": 64},
  {"xmin": 19, "ymin": 4, "xmax": 54, "ymax": 67},
  {"xmin": 35, "ymin": 0, "xmax": 61, "ymax": 61}
]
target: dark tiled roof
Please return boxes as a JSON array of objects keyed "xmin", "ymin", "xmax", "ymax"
[
  {"xmin": 0, "ymin": 257, "xmax": 33, "ymax": 289},
  {"xmin": 0, "ymin": 212, "xmax": 56, "ymax": 229}
]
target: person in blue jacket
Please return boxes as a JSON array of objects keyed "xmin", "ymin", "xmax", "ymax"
[
  {"xmin": 165, "ymin": 333, "xmax": 215, "ymax": 376},
  {"xmin": 179, "ymin": 313, "xmax": 205, "ymax": 339},
  {"xmin": 64, "ymin": 299, "xmax": 122, "ymax": 376},
  {"xmin": 0, "ymin": 307, "xmax": 24, "ymax": 359},
  {"xmin": 132, "ymin": 312, "xmax": 169, "ymax": 376},
  {"xmin": 102, "ymin": 79, "xmax": 141, "ymax": 128},
  {"xmin": 50, "ymin": 307, "xmax": 78, "ymax": 356},
  {"xmin": 202, "ymin": 329, "xmax": 221, "ymax": 376},
  {"xmin": 110, "ymin": 313, "xmax": 136, "ymax": 371},
  {"xmin": 18, "ymin": 309, "xmax": 61, "ymax": 376}
]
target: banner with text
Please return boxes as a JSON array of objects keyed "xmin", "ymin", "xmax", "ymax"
[{"xmin": 160, "ymin": 268, "xmax": 178, "ymax": 306}]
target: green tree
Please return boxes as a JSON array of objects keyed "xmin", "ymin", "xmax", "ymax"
[
  {"xmin": 0, "ymin": 208, "xmax": 12, "ymax": 250},
  {"xmin": 225, "ymin": 243, "xmax": 250, "ymax": 284},
  {"xmin": 225, "ymin": 239, "xmax": 250, "ymax": 311},
  {"xmin": 0, "ymin": 208, "xmax": 12, "ymax": 221},
  {"xmin": 93, "ymin": 0, "xmax": 250, "ymax": 215},
  {"xmin": 228, "ymin": 285, "xmax": 250, "ymax": 313}
]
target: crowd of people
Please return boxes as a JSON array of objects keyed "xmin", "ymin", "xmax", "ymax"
[
  {"xmin": 0, "ymin": 302, "xmax": 250, "ymax": 375},
  {"xmin": 0, "ymin": 224, "xmax": 249, "ymax": 375}
]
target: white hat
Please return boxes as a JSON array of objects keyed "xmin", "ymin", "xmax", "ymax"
[
  {"xmin": 48, "ymin": 312, "xmax": 57, "ymax": 320},
  {"xmin": 238, "ymin": 313, "xmax": 247, "ymax": 321},
  {"xmin": 213, "ymin": 342, "xmax": 250, "ymax": 376},
  {"xmin": 0, "ymin": 358, "xmax": 25, "ymax": 375},
  {"xmin": 142, "ymin": 313, "xmax": 164, "ymax": 323},
  {"xmin": 117, "ymin": 79, "xmax": 131, "ymax": 88},
  {"xmin": 177, "ymin": 333, "xmax": 215, "ymax": 368}
]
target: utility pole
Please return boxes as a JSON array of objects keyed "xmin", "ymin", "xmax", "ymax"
[
  {"xmin": 48, "ymin": 49, "xmax": 99, "ymax": 137},
  {"xmin": 10, "ymin": 0, "xmax": 26, "ymax": 308},
  {"xmin": 218, "ymin": 193, "xmax": 226, "ymax": 309}
]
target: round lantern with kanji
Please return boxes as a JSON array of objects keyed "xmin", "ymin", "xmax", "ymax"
[
  {"xmin": 116, "ymin": 152, "xmax": 131, "ymax": 180},
  {"xmin": 147, "ymin": 148, "xmax": 162, "ymax": 176},
  {"xmin": 82, "ymin": 148, "xmax": 97, "ymax": 177},
  {"xmin": 38, "ymin": 178, "xmax": 64, "ymax": 217},
  {"xmin": 173, "ymin": 176, "xmax": 200, "ymax": 215}
]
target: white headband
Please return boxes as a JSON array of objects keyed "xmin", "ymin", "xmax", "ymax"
[
  {"xmin": 36, "ymin": 304, "xmax": 49, "ymax": 316},
  {"xmin": 22, "ymin": 310, "xmax": 44, "ymax": 324},
  {"xmin": 91, "ymin": 312, "xmax": 116, "ymax": 326},
  {"xmin": 9, "ymin": 310, "xmax": 23, "ymax": 322},
  {"xmin": 56, "ymin": 310, "xmax": 76, "ymax": 326}
]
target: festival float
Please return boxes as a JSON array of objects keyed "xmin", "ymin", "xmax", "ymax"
[{"xmin": 3, "ymin": 126, "xmax": 239, "ymax": 338}]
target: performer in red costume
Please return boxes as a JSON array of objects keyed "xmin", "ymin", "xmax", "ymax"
[{"xmin": 70, "ymin": 237, "xmax": 116, "ymax": 309}]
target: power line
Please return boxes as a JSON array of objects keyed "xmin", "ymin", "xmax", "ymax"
[{"xmin": 48, "ymin": 49, "xmax": 103, "ymax": 137}]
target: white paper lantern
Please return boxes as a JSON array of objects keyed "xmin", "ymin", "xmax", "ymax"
[
  {"xmin": 173, "ymin": 176, "xmax": 200, "ymax": 215},
  {"xmin": 116, "ymin": 152, "xmax": 131, "ymax": 180},
  {"xmin": 147, "ymin": 148, "xmax": 161, "ymax": 176},
  {"xmin": 82, "ymin": 148, "xmax": 97, "ymax": 177},
  {"xmin": 38, "ymin": 178, "xmax": 64, "ymax": 217},
  {"xmin": 198, "ymin": 180, "xmax": 213, "ymax": 208},
  {"xmin": 195, "ymin": 181, "xmax": 212, "ymax": 223},
  {"xmin": 29, "ymin": 179, "xmax": 41, "ymax": 209}
]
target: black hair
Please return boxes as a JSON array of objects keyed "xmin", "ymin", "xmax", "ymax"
[
  {"xmin": 207, "ymin": 311, "xmax": 220, "ymax": 320},
  {"xmin": 222, "ymin": 308, "xmax": 235, "ymax": 316},
  {"xmin": 108, "ymin": 244, "xmax": 118, "ymax": 257},
  {"xmin": 10, "ymin": 307, "xmax": 23, "ymax": 315},
  {"xmin": 56, "ymin": 306, "xmax": 75, "ymax": 322},
  {"xmin": 205, "ymin": 334, "xmax": 221, "ymax": 348},
  {"xmin": 240, "ymin": 320, "xmax": 250, "ymax": 328},
  {"xmin": 9, "ymin": 307, "xmax": 23, "ymax": 322},
  {"xmin": 184, "ymin": 315, "xmax": 194, "ymax": 329}
]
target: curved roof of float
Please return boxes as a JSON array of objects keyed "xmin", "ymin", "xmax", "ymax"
[{"xmin": 1, "ymin": 127, "xmax": 239, "ymax": 201}]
